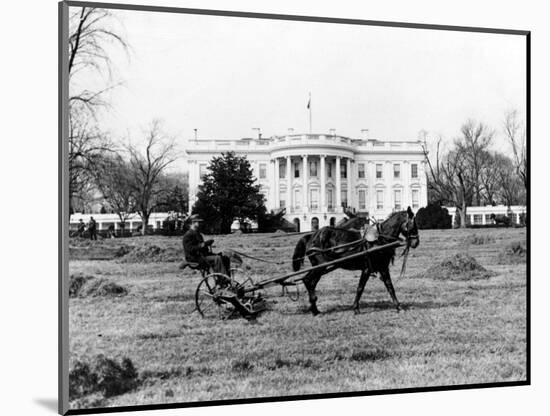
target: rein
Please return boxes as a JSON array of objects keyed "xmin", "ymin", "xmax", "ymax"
[{"xmin": 230, "ymin": 249, "xmax": 284, "ymax": 265}]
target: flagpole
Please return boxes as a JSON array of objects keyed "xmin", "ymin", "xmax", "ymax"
[{"xmin": 308, "ymin": 92, "xmax": 312, "ymax": 134}]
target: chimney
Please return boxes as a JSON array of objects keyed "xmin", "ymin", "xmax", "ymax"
[{"xmin": 361, "ymin": 129, "xmax": 369, "ymax": 140}]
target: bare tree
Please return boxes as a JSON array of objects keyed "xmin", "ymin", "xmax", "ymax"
[
  {"xmin": 495, "ymin": 154, "xmax": 525, "ymax": 207},
  {"xmin": 69, "ymin": 7, "xmax": 128, "ymax": 103},
  {"xmin": 455, "ymin": 120, "xmax": 494, "ymax": 206},
  {"xmin": 503, "ymin": 110, "xmax": 527, "ymax": 190},
  {"xmin": 93, "ymin": 155, "xmax": 136, "ymax": 232},
  {"xmin": 127, "ymin": 121, "xmax": 179, "ymax": 235},
  {"xmin": 67, "ymin": 7, "xmax": 128, "ymax": 213},
  {"xmin": 68, "ymin": 105, "xmax": 112, "ymax": 212},
  {"xmin": 421, "ymin": 135, "xmax": 475, "ymax": 228}
]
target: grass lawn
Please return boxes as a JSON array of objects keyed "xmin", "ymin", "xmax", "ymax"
[{"xmin": 68, "ymin": 227, "xmax": 527, "ymax": 409}]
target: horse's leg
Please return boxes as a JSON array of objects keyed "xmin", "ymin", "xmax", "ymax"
[
  {"xmin": 352, "ymin": 269, "xmax": 371, "ymax": 314},
  {"xmin": 303, "ymin": 269, "xmax": 323, "ymax": 316},
  {"xmin": 380, "ymin": 269, "xmax": 401, "ymax": 311}
]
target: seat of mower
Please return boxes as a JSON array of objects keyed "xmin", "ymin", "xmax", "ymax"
[{"xmin": 179, "ymin": 260, "xmax": 203, "ymax": 270}]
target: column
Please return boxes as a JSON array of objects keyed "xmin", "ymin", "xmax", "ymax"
[
  {"xmin": 286, "ymin": 156, "xmax": 292, "ymax": 211},
  {"xmin": 346, "ymin": 158, "xmax": 352, "ymax": 211},
  {"xmin": 335, "ymin": 156, "xmax": 342, "ymax": 212},
  {"xmin": 274, "ymin": 158, "xmax": 280, "ymax": 209},
  {"xmin": 187, "ymin": 160, "xmax": 197, "ymax": 214},
  {"xmin": 270, "ymin": 159, "xmax": 276, "ymax": 210},
  {"xmin": 367, "ymin": 161, "xmax": 374, "ymax": 214},
  {"xmin": 385, "ymin": 161, "xmax": 392, "ymax": 212},
  {"xmin": 320, "ymin": 155, "xmax": 326, "ymax": 212},
  {"xmin": 403, "ymin": 161, "xmax": 410, "ymax": 208},
  {"xmin": 302, "ymin": 155, "xmax": 308, "ymax": 213}
]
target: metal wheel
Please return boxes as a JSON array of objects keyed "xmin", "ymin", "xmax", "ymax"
[{"xmin": 195, "ymin": 273, "xmax": 241, "ymax": 319}]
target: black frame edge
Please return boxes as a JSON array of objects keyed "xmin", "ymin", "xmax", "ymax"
[
  {"xmin": 59, "ymin": 1, "xmax": 70, "ymax": 414},
  {"xmin": 59, "ymin": 1, "xmax": 531, "ymax": 414},
  {"xmin": 64, "ymin": 380, "xmax": 530, "ymax": 415},
  {"xmin": 525, "ymin": 31, "xmax": 531, "ymax": 386},
  {"xmin": 63, "ymin": 0, "xmax": 529, "ymax": 36}
]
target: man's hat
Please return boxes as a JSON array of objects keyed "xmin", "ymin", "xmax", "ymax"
[{"xmin": 189, "ymin": 214, "xmax": 204, "ymax": 222}]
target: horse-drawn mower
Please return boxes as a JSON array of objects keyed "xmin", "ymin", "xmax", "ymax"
[{"xmin": 193, "ymin": 240, "xmax": 404, "ymax": 320}]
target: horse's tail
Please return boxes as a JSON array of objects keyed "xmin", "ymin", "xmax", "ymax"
[{"xmin": 292, "ymin": 234, "xmax": 311, "ymax": 271}]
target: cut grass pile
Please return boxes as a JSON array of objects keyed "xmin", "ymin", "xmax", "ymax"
[
  {"xmin": 69, "ymin": 273, "xmax": 128, "ymax": 298},
  {"xmin": 117, "ymin": 243, "xmax": 181, "ymax": 263},
  {"xmin": 69, "ymin": 355, "xmax": 139, "ymax": 407},
  {"xmin": 414, "ymin": 253, "xmax": 496, "ymax": 281}
]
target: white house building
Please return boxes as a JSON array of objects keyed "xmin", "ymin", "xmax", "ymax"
[{"xmin": 185, "ymin": 133, "xmax": 428, "ymax": 232}]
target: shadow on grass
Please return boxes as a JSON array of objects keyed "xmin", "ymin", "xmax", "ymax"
[{"xmin": 280, "ymin": 299, "xmax": 465, "ymax": 316}]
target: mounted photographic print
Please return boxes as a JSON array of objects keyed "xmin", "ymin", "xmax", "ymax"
[{"xmin": 59, "ymin": 1, "xmax": 530, "ymax": 414}]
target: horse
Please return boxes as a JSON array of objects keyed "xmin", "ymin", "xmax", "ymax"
[
  {"xmin": 490, "ymin": 213, "xmax": 512, "ymax": 227},
  {"xmin": 292, "ymin": 207, "xmax": 419, "ymax": 315}
]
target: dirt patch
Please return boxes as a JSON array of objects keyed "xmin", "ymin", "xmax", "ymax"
[
  {"xmin": 498, "ymin": 241, "xmax": 527, "ymax": 264},
  {"xmin": 116, "ymin": 243, "xmax": 180, "ymax": 263},
  {"xmin": 69, "ymin": 355, "xmax": 139, "ymax": 402},
  {"xmin": 69, "ymin": 273, "xmax": 128, "ymax": 298},
  {"xmin": 231, "ymin": 359, "xmax": 254, "ymax": 373},
  {"xmin": 414, "ymin": 253, "xmax": 496, "ymax": 281}
]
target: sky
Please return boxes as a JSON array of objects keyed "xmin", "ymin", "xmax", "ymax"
[{"xmin": 73, "ymin": 7, "xmax": 527, "ymax": 157}]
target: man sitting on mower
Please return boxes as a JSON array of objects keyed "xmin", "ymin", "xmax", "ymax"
[{"xmin": 182, "ymin": 215, "xmax": 231, "ymax": 276}]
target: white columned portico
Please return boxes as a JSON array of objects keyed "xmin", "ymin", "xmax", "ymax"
[
  {"xmin": 302, "ymin": 155, "xmax": 308, "ymax": 212},
  {"xmin": 286, "ymin": 156, "xmax": 292, "ymax": 210},
  {"xmin": 335, "ymin": 156, "xmax": 342, "ymax": 212},
  {"xmin": 320, "ymin": 155, "xmax": 326, "ymax": 212},
  {"xmin": 346, "ymin": 158, "xmax": 352, "ymax": 211},
  {"xmin": 274, "ymin": 158, "xmax": 280, "ymax": 209}
]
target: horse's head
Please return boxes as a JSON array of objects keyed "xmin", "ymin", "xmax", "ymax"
[{"xmin": 399, "ymin": 207, "xmax": 419, "ymax": 249}]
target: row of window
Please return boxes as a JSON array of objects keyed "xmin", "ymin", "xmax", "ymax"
[
  {"xmin": 471, "ymin": 213, "xmax": 520, "ymax": 225},
  {"xmin": 199, "ymin": 161, "xmax": 420, "ymax": 181},
  {"xmin": 275, "ymin": 161, "xmax": 419, "ymax": 180},
  {"xmin": 279, "ymin": 188, "xmax": 420, "ymax": 210}
]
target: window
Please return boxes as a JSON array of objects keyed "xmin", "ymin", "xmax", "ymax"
[
  {"xmin": 485, "ymin": 214, "xmax": 492, "ymax": 224},
  {"xmin": 327, "ymin": 162, "xmax": 332, "ymax": 178},
  {"xmin": 394, "ymin": 189, "xmax": 402, "ymax": 210},
  {"xmin": 393, "ymin": 164, "xmax": 401, "ymax": 179},
  {"xmin": 199, "ymin": 164, "xmax": 207, "ymax": 178},
  {"xmin": 327, "ymin": 189, "xmax": 334, "ymax": 209},
  {"xmin": 279, "ymin": 161, "xmax": 286, "ymax": 179},
  {"xmin": 310, "ymin": 160, "xmax": 318, "ymax": 177},
  {"xmin": 294, "ymin": 162, "xmax": 300, "ymax": 178},
  {"xmin": 310, "ymin": 189, "xmax": 319, "ymax": 209},
  {"xmin": 411, "ymin": 163, "xmax": 418, "ymax": 179},
  {"xmin": 473, "ymin": 214, "xmax": 483, "ymax": 225},
  {"xmin": 358, "ymin": 163, "xmax": 365, "ymax": 179},
  {"xmin": 376, "ymin": 164, "xmax": 383, "ymax": 179},
  {"xmin": 358, "ymin": 189, "xmax": 366, "ymax": 210},
  {"xmin": 340, "ymin": 162, "xmax": 347, "ymax": 179},
  {"xmin": 279, "ymin": 190, "xmax": 286, "ymax": 208},
  {"xmin": 259, "ymin": 163, "xmax": 267, "ymax": 179},
  {"xmin": 341, "ymin": 189, "xmax": 348, "ymax": 208},
  {"xmin": 412, "ymin": 189, "xmax": 419, "ymax": 209},
  {"xmin": 294, "ymin": 189, "xmax": 301, "ymax": 209},
  {"xmin": 376, "ymin": 190, "xmax": 384, "ymax": 209}
]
